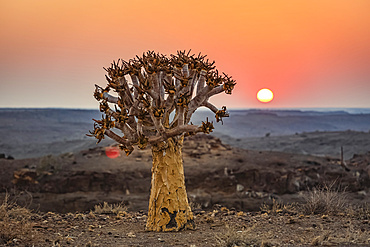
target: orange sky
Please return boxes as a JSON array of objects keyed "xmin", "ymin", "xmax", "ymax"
[{"xmin": 1, "ymin": 0, "xmax": 369, "ymax": 109}]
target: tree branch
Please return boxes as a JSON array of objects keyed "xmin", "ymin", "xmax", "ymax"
[
  {"xmin": 202, "ymin": 101, "xmax": 218, "ymax": 114},
  {"xmin": 102, "ymin": 92, "xmax": 119, "ymax": 104},
  {"xmin": 177, "ymin": 107, "xmax": 185, "ymax": 127},
  {"xmin": 148, "ymin": 124, "xmax": 201, "ymax": 144},
  {"xmin": 185, "ymin": 86, "xmax": 212, "ymax": 123},
  {"xmin": 90, "ymin": 51, "xmax": 235, "ymax": 154},
  {"xmin": 117, "ymin": 77, "xmax": 134, "ymax": 107},
  {"xmin": 130, "ymin": 74, "xmax": 139, "ymax": 99},
  {"xmin": 104, "ymin": 129, "xmax": 132, "ymax": 146},
  {"xmin": 115, "ymin": 122, "xmax": 137, "ymax": 142},
  {"xmin": 196, "ymin": 70, "xmax": 207, "ymax": 94},
  {"xmin": 158, "ymin": 72, "xmax": 165, "ymax": 103},
  {"xmin": 207, "ymin": 85, "xmax": 225, "ymax": 98},
  {"xmin": 148, "ymin": 108, "xmax": 166, "ymax": 136}
]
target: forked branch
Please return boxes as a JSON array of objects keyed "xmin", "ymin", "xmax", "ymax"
[{"xmin": 89, "ymin": 50, "xmax": 236, "ymax": 155}]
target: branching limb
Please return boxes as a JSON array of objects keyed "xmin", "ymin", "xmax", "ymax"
[
  {"xmin": 104, "ymin": 129, "xmax": 132, "ymax": 146},
  {"xmin": 196, "ymin": 70, "xmax": 207, "ymax": 94},
  {"xmin": 130, "ymin": 74, "xmax": 140, "ymax": 99},
  {"xmin": 163, "ymin": 94, "xmax": 175, "ymax": 119},
  {"xmin": 137, "ymin": 120, "xmax": 143, "ymax": 136},
  {"xmin": 148, "ymin": 124, "xmax": 201, "ymax": 144},
  {"xmin": 187, "ymin": 69, "xmax": 198, "ymax": 101},
  {"xmin": 148, "ymin": 107, "xmax": 166, "ymax": 136},
  {"xmin": 177, "ymin": 107, "xmax": 185, "ymax": 127},
  {"xmin": 90, "ymin": 50, "xmax": 236, "ymax": 153},
  {"xmin": 158, "ymin": 72, "xmax": 165, "ymax": 103},
  {"xmin": 185, "ymin": 86, "xmax": 212, "ymax": 123},
  {"xmin": 207, "ymin": 85, "xmax": 225, "ymax": 98},
  {"xmin": 102, "ymin": 92, "xmax": 119, "ymax": 104},
  {"xmin": 121, "ymin": 123, "xmax": 137, "ymax": 142},
  {"xmin": 202, "ymin": 101, "xmax": 218, "ymax": 114},
  {"xmin": 117, "ymin": 77, "xmax": 134, "ymax": 107}
]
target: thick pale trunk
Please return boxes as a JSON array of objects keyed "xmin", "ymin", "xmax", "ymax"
[{"xmin": 146, "ymin": 137, "xmax": 195, "ymax": 231}]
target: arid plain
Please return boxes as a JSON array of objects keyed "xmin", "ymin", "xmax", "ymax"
[{"xmin": 1, "ymin": 108, "xmax": 369, "ymax": 246}]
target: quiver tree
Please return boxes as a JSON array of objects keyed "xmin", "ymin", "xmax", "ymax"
[{"xmin": 89, "ymin": 50, "xmax": 236, "ymax": 231}]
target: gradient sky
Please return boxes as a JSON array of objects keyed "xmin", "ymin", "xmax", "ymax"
[{"xmin": 1, "ymin": 0, "xmax": 369, "ymax": 109}]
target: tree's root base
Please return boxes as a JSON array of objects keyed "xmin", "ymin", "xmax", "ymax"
[
  {"xmin": 145, "ymin": 219, "xmax": 195, "ymax": 232},
  {"xmin": 145, "ymin": 207, "xmax": 195, "ymax": 232}
]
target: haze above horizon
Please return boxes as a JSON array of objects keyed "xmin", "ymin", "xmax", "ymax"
[{"xmin": 1, "ymin": 1, "xmax": 369, "ymax": 109}]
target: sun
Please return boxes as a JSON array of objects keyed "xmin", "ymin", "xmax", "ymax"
[{"xmin": 257, "ymin": 88, "xmax": 274, "ymax": 103}]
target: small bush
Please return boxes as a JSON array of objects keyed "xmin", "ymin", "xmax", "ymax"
[
  {"xmin": 300, "ymin": 182, "xmax": 348, "ymax": 215},
  {"xmin": 215, "ymin": 225, "xmax": 262, "ymax": 247},
  {"xmin": 189, "ymin": 200, "xmax": 202, "ymax": 211},
  {"xmin": 260, "ymin": 199, "xmax": 297, "ymax": 215},
  {"xmin": 93, "ymin": 201, "xmax": 127, "ymax": 215},
  {"xmin": 311, "ymin": 231, "xmax": 331, "ymax": 246},
  {"xmin": 0, "ymin": 194, "xmax": 34, "ymax": 245}
]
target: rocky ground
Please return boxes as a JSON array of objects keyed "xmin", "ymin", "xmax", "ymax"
[
  {"xmin": 1, "ymin": 134, "xmax": 369, "ymax": 213},
  {"xmin": 1, "ymin": 134, "xmax": 370, "ymax": 246},
  {"xmin": 1, "ymin": 197, "xmax": 369, "ymax": 246}
]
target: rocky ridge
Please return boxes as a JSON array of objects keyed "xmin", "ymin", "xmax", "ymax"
[{"xmin": 1, "ymin": 134, "xmax": 369, "ymax": 213}]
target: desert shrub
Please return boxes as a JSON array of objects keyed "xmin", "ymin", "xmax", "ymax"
[
  {"xmin": 93, "ymin": 201, "xmax": 127, "ymax": 215},
  {"xmin": 0, "ymin": 194, "xmax": 34, "ymax": 245},
  {"xmin": 37, "ymin": 155, "xmax": 55, "ymax": 172},
  {"xmin": 215, "ymin": 225, "xmax": 263, "ymax": 247},
  {"xmin": 300, "ymin": 182, "xmax": 348, "ymax": 215},
  {"xmin": 311, "ymin": 231, "xmax": 331, "ymax": 246},
  {"xmin": 189, "ymin": 199, "xmax": 202, "ymax": 211},
  {"xmin": 260, "ymin": 199, "xmax": 297, "ymax": 216}
]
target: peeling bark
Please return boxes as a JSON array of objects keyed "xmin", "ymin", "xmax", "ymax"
[{"xmin": 146, "ymin": 137, "xmax": 195, "ymax": 231}]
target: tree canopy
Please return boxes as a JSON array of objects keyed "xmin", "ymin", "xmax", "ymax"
[{"xmin": 89, "ymin": 50, "xmax": 236, "ymax": 154}]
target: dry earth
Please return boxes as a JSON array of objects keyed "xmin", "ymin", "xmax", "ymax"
[
  {"xmin": 1, "ymin": 134, "xmax": 369, "ymax": 214},
  {"xmin": 1, "ymin": 108, "xmax": 370, "ymax": 246},
  {"xmin": 1, "ymin": 134, "xmax": 370, "ymax": 246},
  {"xmin": 1, "ymin": 199, "xmax": 369, "ymax": 246}
]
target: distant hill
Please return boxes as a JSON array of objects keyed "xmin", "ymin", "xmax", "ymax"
[
  {"xmin": 0, "ymin": 108, "xmax": 369, "ymax": 159},
  {"xmin": 195, "ymin": 108, "xmax": 370, "ymax": 138}
]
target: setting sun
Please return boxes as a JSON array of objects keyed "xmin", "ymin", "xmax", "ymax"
[{"xmin": 257, "ymin": 88, "xmax": 274, "ymax": 103}]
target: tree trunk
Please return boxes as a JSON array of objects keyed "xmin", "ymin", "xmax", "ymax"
[{"xmin": 146, "ymin": 136, "xmax": 195, "ymax": 231}]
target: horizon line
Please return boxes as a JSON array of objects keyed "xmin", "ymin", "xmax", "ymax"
[{"xmin": 1, "ymin": 106, "xmax": 370, "ymax": 112}]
